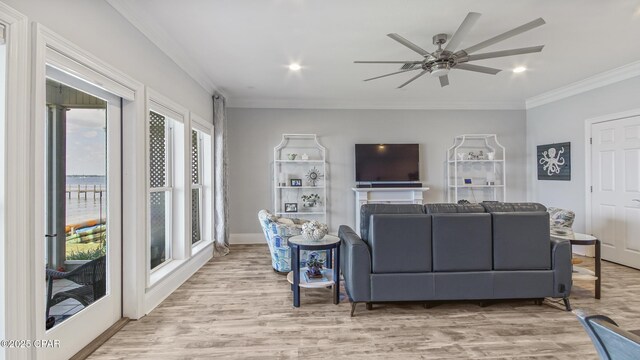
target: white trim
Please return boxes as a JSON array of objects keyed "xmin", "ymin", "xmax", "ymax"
[
  {"xmin": 191, "ymin": 112, "xmax": 213, "ymax": 134},
  {"xmin": 105, "ymin": 0, "xmax": 225, "ymax": 97},
  {"xmin": 0, "ymin": 4, "xmax": 29, "ymax": 360},
  {"xmin": 583, "ymin": 108, "xmax": 640, "ymax": 238},
  {"xmin": 38, "ymin": 25, "xmax": 138, "ymax": 101},
  {"xmin": 230, "ymin": 233, "xmax": 265, "ymax": 245},
  {"xmin": 229, "ymin": 97, "xmax": 525, "ymax": 110},
  {"xmin": 144, "ymin": 242, "xmax": 212, "ymax": 314},
  {"xmin": 147, "ymin": 87, "xmax": 188, "ymax": 124},
  {"xmin": 526, "ymin": 60, "xmax": 640, "ymax": 109}
]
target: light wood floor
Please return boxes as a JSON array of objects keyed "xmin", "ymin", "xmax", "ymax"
[{"xmin": 90, "ymin": 244, "xmax": 640, "ymax": 359}]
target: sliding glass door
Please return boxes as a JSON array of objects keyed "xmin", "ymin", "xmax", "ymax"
[{"xmin": 40, "ymin": 66, "xmax": 122, "ymax": 359}]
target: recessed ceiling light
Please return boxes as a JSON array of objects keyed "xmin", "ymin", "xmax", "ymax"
[
  {"xmin": 289, "ymin": 63, "xmax": 302, "ymax": 71},
  {"xmin": 513, "ymin": 66, "xmax": 527, "ymax": 73}
]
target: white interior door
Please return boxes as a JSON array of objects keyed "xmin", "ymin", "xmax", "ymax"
[
  {"xmin": 591, "ymin": 115, "xmax": 640, "ymax": 269},
  {"xmin": 36, "ymin": 66, "xmax": 122, "ymax": 360}
]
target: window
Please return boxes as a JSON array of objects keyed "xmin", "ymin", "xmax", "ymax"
[
  {"xmin": 191, "ymin": 129, "xmax": 203, "ymax": 244},
  {"xmin": 149, "ymin": 110, "xmax": 172, "ymax": 270},
  {"xmin": 190, "ymin": 116, "xmax": 213, "ymax": 249}
]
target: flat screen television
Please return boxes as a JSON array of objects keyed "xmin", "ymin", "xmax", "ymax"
[{"xmin": 355, "ymin": 144, "xmax": 420, "ymax": 182}]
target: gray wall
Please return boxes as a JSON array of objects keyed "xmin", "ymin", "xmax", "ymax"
[
  {"xmin": 526, "ymin": 75, "xmax": 640, "ymax": 232},
  {"xmin": 228, "ymin": 108, "xmax": 527, "ymax": 234},
  {"xmin": 5, "ymin": 0, "xmax": 213, "ymax": 120}
]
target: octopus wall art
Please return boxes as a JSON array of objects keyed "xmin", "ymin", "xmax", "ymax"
[{"xmin": 537, "ymin": 142, "xmax": 571, "ymax": 180}]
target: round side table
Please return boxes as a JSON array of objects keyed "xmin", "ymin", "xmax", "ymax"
[
  {"xmin": 551, "ymin": 232, "xmax": 601, "ymax": 299},
  {"xmin": 287, "ymin": 235, "xmax": 341, "ymax": 308}
]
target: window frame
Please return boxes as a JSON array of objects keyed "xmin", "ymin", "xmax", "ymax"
[
  {"xmin": 145, "ymin": 88, "xmax": 189, "ymax": 287},
  {"xmin": 191, "ymin": 129, "xmax": 204, "ymax": 246},
  {"xmin": 148, "ymin": 111, "xmax": 173, "ymax": 273},
  {"xmin": 190, "ymin": 113, "xmax": 214, "ymax": 254}
]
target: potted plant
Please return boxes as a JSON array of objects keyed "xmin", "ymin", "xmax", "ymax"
[
  {"xmin": 306, "ymin": 252, "xmax": 324, "ymax": 278},
  {"xmin": 301, "ymin": 193, "xmax": 320, "ymax": 208}
]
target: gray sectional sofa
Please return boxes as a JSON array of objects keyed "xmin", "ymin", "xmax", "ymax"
[{"xmin": 339, "ymin": 203, "xmax": 573, "ymax": 316}]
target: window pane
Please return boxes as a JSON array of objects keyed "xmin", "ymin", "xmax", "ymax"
[
  {"xmin": 149, "ymin": 111, "xmax": 166, "ymax": 188},
  {"xmin": 150, "ymin": 191, "xmax": 169, "ymax": 269},
  {"xmin": 191, "ymin": 188, "xmax": 201, "ymax": 244},
  {"xmin": 65, "ymin": 108, "xmax": 107, "ymax": 262},
  {"xmin": 191, "ymin": 130, "xmax": 199, "ymax": 185}
]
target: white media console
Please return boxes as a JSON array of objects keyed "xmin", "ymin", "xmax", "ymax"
[{"xmin": 352, "ymin": 187, "xmax": 430, "ymax": 236}]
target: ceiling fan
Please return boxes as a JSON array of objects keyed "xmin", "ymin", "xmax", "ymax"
[{"xmin": 354, "ymin": 12, "xmax": 546, "ymax": 88}]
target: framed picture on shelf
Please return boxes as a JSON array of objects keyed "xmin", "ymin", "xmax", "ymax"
[
  {"xmin": 284, "ymin": 203, "xmax": 298, "ymax": 213},
  {"xmin": 290, "ymin": 178, "xmax": 302, "ymax": 187}
]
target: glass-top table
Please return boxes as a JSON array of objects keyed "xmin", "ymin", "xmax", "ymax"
[{"xmin": 551, "ymin": 231, "xmax": 601, "ymax": 299}]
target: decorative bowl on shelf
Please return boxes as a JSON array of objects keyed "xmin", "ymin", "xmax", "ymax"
[{"xmin": 301, "ymin": 221, "xmax": 328, "ymax": 241}]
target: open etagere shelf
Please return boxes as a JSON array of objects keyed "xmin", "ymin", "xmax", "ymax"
[
  {"xmin": 447, "ymin": 134, "xmax": 506, "ymax": 203},
  {"xmin": 273, "ymin": 134, "xmax": 327, "ymax": 224}
]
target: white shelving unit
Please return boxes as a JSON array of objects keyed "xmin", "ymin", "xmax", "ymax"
[
  {"xmin": 447, "ymin": 134, "xmax": 506, "ymax": 203},
  {"xmin": 273, "ymin": 134, "xmax": 327, "ymax": 225}
]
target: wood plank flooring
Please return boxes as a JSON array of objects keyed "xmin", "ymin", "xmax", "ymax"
[{"xmin": 90, "ymin": 244, "xmax": 640, "ymax": 359}]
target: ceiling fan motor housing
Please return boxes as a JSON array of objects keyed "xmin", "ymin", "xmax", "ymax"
[{"xmin": 429, "ymin": 62, "xmax": 450, "ymax": 77}]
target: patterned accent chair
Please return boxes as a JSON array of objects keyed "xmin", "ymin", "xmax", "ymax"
[
  {"xmin": 258, "ymin": 210, "xmax": 326, "ymax": 273},
  {"xmin": 548, "ymin": 207, "xmax": 576, "ymax": 235}
]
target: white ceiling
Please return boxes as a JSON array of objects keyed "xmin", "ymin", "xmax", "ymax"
[{"xmin": 108, "ymin": 0, "xmax": 640, "ymax": 109}]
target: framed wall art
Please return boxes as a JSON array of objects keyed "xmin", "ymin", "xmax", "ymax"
[{"xmin": 537, "ymin": 142, "xmax": 571, "ymax": 180}]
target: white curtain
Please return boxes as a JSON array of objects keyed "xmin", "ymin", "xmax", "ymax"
[{"xmin": 213, "ymin": 94, "xmax": 230, "ymax": 256}]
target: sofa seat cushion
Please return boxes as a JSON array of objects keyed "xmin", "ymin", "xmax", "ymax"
[
  {"xmin": 360, "ymin": 204, "xmax": 425, "ymax": 242},
  {"xmin": 370, "ymin": 273, "xmax": 435, "ymax": 301},
  {"xmin": 433, "ymin": 272, "xmax": 493, "ymax": 300},
  {"xmin": 492, "ymin": 212, "xmax": 551, "ymax": 270},
  {"xmin": 432, "ymin": 213, "xmax": 492, "ymax": 272},
  {"xmin": 493, "ymin": 270, "xmax": 554, "ymax": 298},
  {"xmin": 369, "ymin": 214, "xmax": 432, "ymax": 273}
]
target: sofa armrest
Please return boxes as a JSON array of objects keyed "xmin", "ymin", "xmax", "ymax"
[
  {"xmin": 339, "ymin": 225, "xmax": 371, "ymax": 302},
  {"xmin": 551, "ymin": 237, "xmax": 572, "ymax": 297}
]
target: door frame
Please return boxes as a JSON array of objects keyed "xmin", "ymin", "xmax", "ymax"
[
  {"xmin": 31, "ymin": 24, "xmax": 147, "ymax": 358},
  {"xmin": 0, "ymin": 4, "xmax": 29, "ymax": 360},
  {"xmin": 584, "ymin": 108, "xmax": 640, "ymax": 236}
]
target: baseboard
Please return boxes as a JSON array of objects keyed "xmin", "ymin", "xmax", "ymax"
[
  {"xmin": 230, "ymin": 233, "xmax": 264, "ymax": 244},
  {"xmin": 70, "ymin": 317, "xmax": 129, "ymax": 360},
  {"xmin": 572, "ymin": 244, "xmax": 595, "ymax": 257}
]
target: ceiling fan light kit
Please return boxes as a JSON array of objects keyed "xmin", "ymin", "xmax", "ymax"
[{"xmin": 355, "ymin": 12, "xmax": 546, "ymax": 88}]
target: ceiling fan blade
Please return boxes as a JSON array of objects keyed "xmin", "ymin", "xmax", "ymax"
[
  {"xmin": 443, "ymin": 12, "xmax": 481, "ymax": 52},
  {"xmin": 439, "ymin": 75, "xmax": 449, "ymax": 87},
  {"xmin": 466, "ymin": 45, "xmax": 544, "ymax": 61},
  {"xmin": 397, "ymin": 69, "xmax": 429, "ymax": 88},
  {"xmin": 354, "ymin": 60, "xmax": 424, "ymax": 64},
  {"xmin": 460, "ymin": 18, "xmax": 546, "ymax": 55},
  {"xmin": 387, "ymin": 33, "xmax": 431, "ymax": 57},
  {"xmin": 363, "ymin": 68, "xmax": 422, "ymax": 82},
  {"xmin": 455, "ymin": 63, "xmax": 501, "ymax": 75}
]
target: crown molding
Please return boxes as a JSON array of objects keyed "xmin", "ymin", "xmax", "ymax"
[
  {"xmin": 526, "ymin": 60, "xmax": 640, "ymax": 109},
  {"xmin": 228, "ymin": 97, "xmax": 525, "ymax": 110},
  {"xmin": 106, "ymin": 0, "xmax": 227, "ymax": 98}
]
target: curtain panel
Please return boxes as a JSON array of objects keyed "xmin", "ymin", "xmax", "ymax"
[{"xmin": 213, "ymin": 94, "xmax": 230, "ymax": 256}]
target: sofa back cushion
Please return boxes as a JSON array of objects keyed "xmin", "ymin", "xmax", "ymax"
[
  {"xmin": 369, "ymin": 214, "xmax": 432, "ymax": 273},
  {"xmin": 492, "ymin": 212, "xmax": 551, "ymax": 270},
  {"xmin": 432, "ymin": 213, "xmax": 492, "ymax": 272},
  {"xmin": 425, "ymin": 203, "xmax": 486, "ymax": 214},
  {"xmin": 360, "ymin": 204, "xmax": 425, "ymax": 242},
  {"xmin": 481, "ymin": 202, "xmax": 547, "ymax": 213}
]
